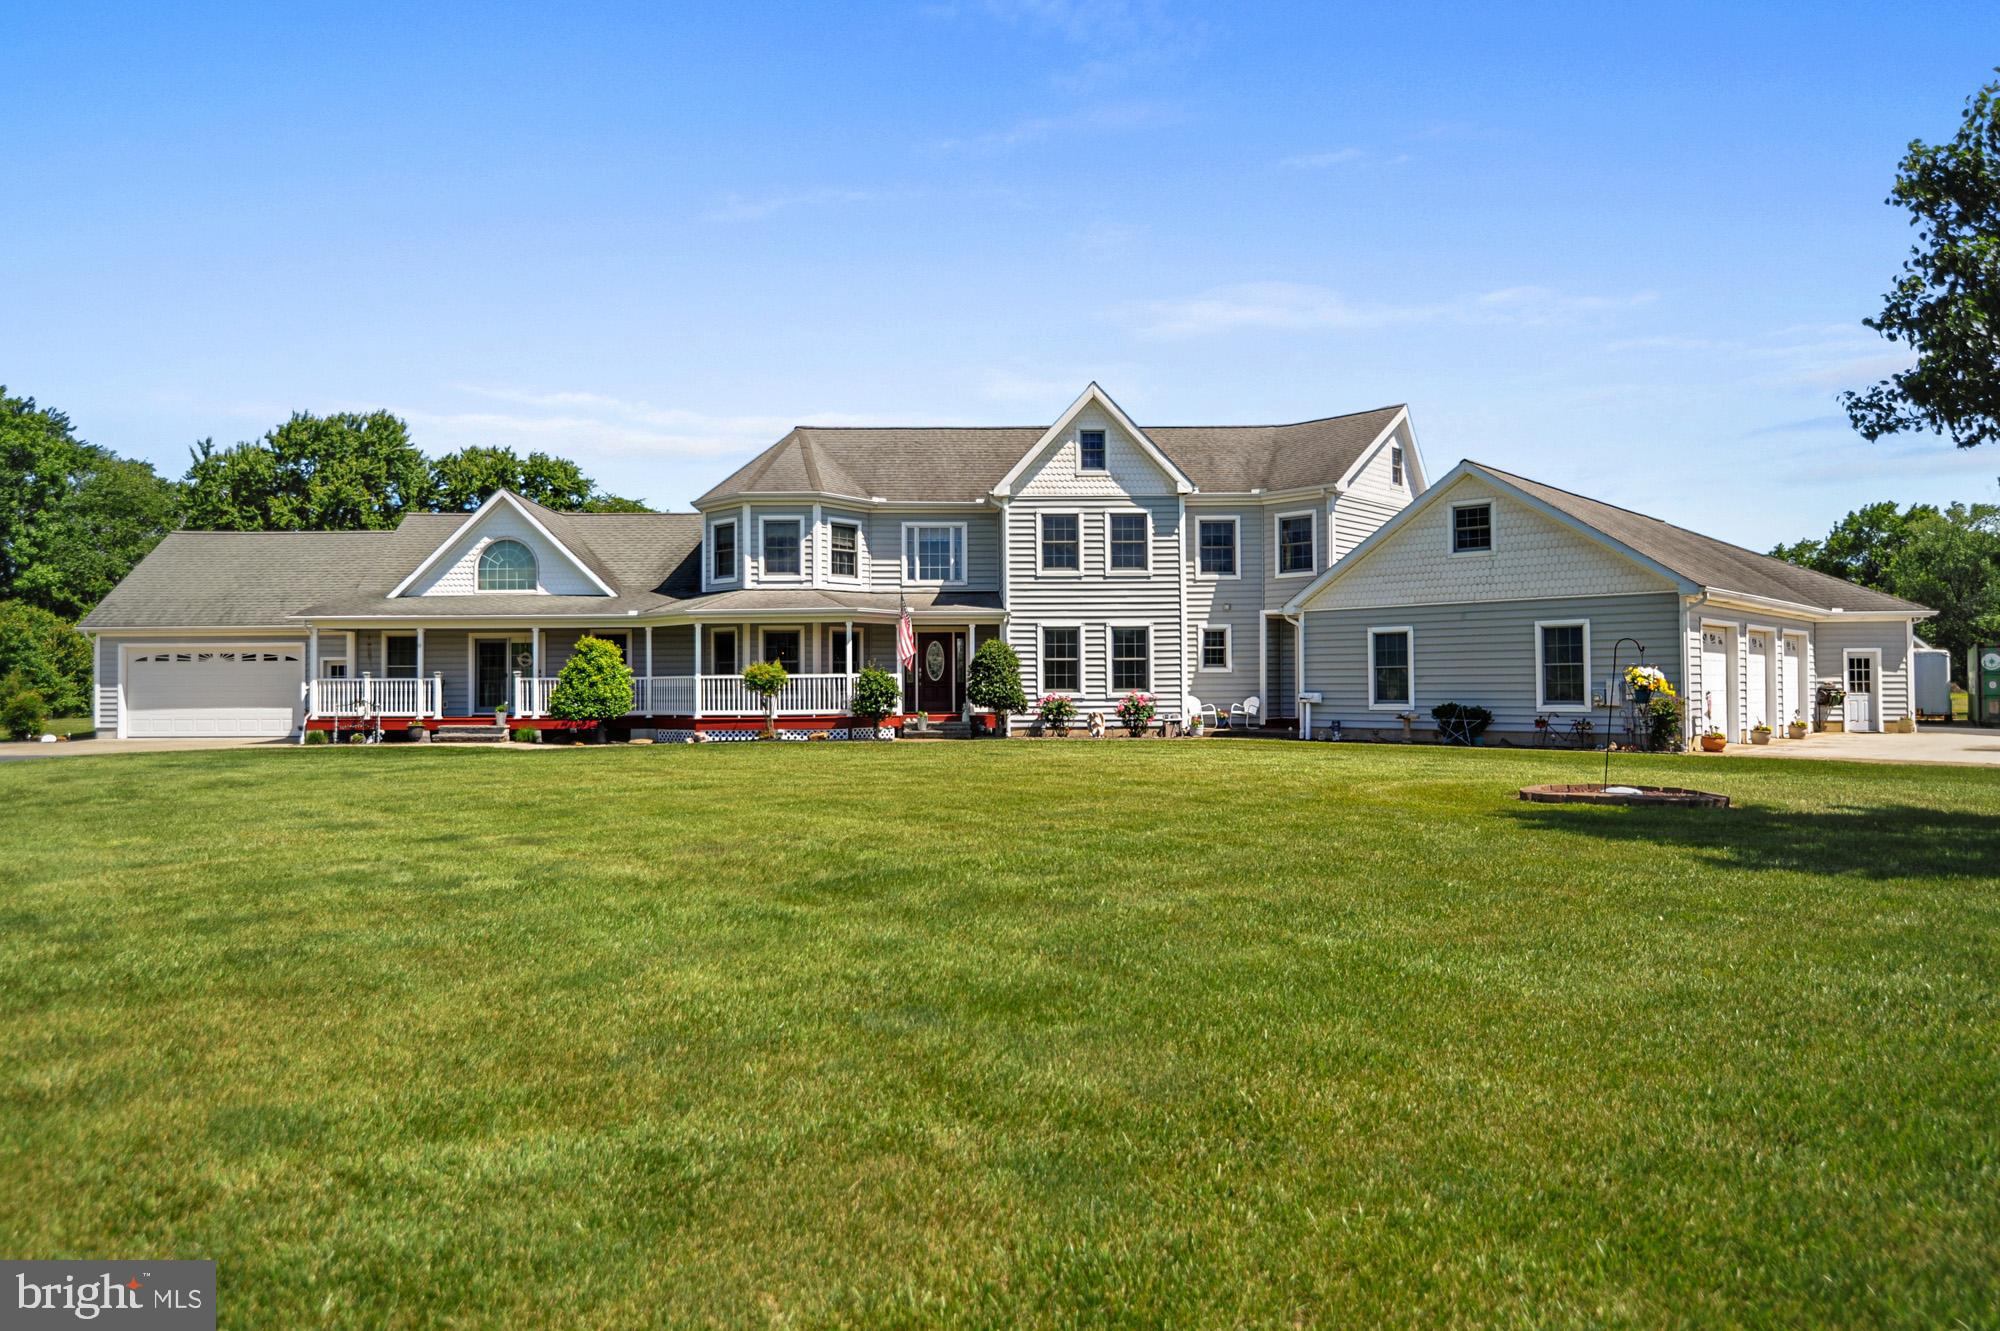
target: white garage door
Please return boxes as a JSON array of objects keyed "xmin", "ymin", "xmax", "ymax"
[
  {"xmin": 1745, "ymin": 631, "xmax": 1771, "ymax": 730},
  {"xmin": 124, "ymin": 646, "xmax": 304, "ymax": 738},
  {"xmin": 1700, "ymin": 627, "xmax": 1732, "ymax": 739}
]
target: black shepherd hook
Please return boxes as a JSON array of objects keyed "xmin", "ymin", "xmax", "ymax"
[{"xmin": 1605, "ymin": 638, "xmax": 1644, "ymax": 787}]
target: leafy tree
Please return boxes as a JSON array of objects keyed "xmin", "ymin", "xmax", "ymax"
[
  {"xmin": 182, "ymin": 411, "xmax": 429, "ymax": 530},
  {"xmin": 12, "ymin": 449, "xmax": 180, "ymax": 617},
  {"xmin": 850, "ymin": 666, "xmax": 901, "ymax": 734},
  {"xmin": 966, "ymin": 637, "xmax": 1026, "ymax": 734},
  {"xmin": 0, "ymin": 390, "xmax": 83, "ymax": 600},
  {"xmin": 429, "ymin": 446, "xmax": 595, "ymax": 512},
  {"xmin": 0, "ymin": 601, "xmax": 92, "ymax": 715},
  {"xmin": 1842, "ymin": 72, "xmax": 2000, "ymax": 448},
  {"xmin": 742, "ymin": 660, "xmax": 789, "ymax": 734},
  {"xmin": 577, "ymin": 493, "xmax": 652, "ymax": 513},
  {"xmin": 1769, "ymin": 500, "xmax": 1938, "ymax": 587},
  {"xmin": 547, "ymin": 636, "xmax": 636, "ymax": 730}
]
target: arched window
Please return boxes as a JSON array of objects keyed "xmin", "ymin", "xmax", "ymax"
[{"xmin": 477, "ymin": 539, "xmax": 537, "ymax": 591}]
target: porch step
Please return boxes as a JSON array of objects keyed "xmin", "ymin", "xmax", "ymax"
[
  {"xmin": 901, "ymin": 721, "xmax": 973, "ymax": 740},
  {"xmin": 433, "ymin": 724, "xmax": 509, "ymax": 743}
]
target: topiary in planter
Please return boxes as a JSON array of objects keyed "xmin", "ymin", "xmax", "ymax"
[
  {"xmin": 742, "ymin": 660, "xmax": 789, "ymax": 735},
  {"xmin": 967, "ymin": 639, "xmax": 1027, "ymax": 736},
  {"xmin": 549, "ymin": 636, "xmax": 635, "ymax": 734}
]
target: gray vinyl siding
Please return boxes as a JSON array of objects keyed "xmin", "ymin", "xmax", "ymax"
[
  {"xmin": 860, "ymin": 509, "xmax": 1001, "ymax": 593},
  {"xmin": 93, "ymin": 631, "xmax": 309, "ymax": 737},
  {"xmin": 1331, "ymin": 427, "xmax": 1416, "ymax": 561},
  {"xmin": 1813, "ymin": 620, "xmax": 1914, "ymax": 725},
  {"xmin": 1301, "ymin": 593, "xmax": 1684, "ymax": 739},
  {"xmin": 1183, "ymin": 505, "xmax": 1265, "ymax": 712}
]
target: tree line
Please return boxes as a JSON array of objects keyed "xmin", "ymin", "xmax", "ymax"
[{"xmin": 0, "ymin": 385, "xmax": 649, "ymax": 724}]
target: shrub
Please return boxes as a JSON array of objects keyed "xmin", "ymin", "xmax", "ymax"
[
  {"xmin": 0, "ymin": 600, "xmax": 91, "ymax": 716},
  {"xmin": 511, "ymin": 727, "xmax": 537, "ymax": 743},
  {"xmin": 345, "ymin": 731, "xmax": 367, "ymax": 744},
  {"xmin": 2, "ymin": 683, "xmax": 50, "ymax": 740},
  {"xmin": 1115, "ymin": 691, "xmax": 1155, "ymax": 737},
  {"xmin": 850, "ymin": 666, "xmax": 901, "ymax": 729},
  {"xmin": 1430, "ymin": 701, "xmax": 1493, "ymax": 745},
  {"xmin": 548, "ymin": 636, "xmax": 635, "ymax": 725},
  {"xmin": 967, "ymin": 639, "xmax": 1026, "ymax": 733},
  {"xmin": 742, "ymin": 659, "xmax": 789, "ymax": 701},
  {"xmin": 1037, "ymin": 693, "xmax": 1078, "ymax": 736},
  {"xmin": 303, "ymin": 728, "xmax": 330, "ymax": 745},
  {"xmin": 1642, "ymin": 694, "xmax": 1684, "ymax": 752}
]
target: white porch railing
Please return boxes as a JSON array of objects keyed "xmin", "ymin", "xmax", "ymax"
[
  {"xmin": 308, "ymin": 675, "xmax": 441, "ymax": 718},
  {"xmin": 513, "ymin": 675, "xmax": 557, "ymax": 718},
  {"xmin": 507, "ymin": 675, "xmax": 704, "ymax": 718},
  {"xmin": 699, "ymin": 673, "xmax": 852, "ymax": 716}
]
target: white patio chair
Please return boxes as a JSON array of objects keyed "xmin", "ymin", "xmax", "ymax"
[{"xmin": 1229, "ymin": 695, "xmax": 1261, "ymax": 730}]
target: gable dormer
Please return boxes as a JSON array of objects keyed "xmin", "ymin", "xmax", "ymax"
[
  {"xmin": 388, "ymin": 491, "xmax": 616, "ymax": 598},
  {"xmin": 992, "ymin": 383, "xmax": 1194, "ymax": 501}
]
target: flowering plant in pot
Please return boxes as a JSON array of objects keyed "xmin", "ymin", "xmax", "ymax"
[
  {"xmin": 1115, "ymin": 691, "xmax": 1155, "ymax": 737},
  {"xmin": 1788, "ymin": 715, "xmax": 1808, "ymax": 739},
  {"xmin": 1624, "ymin": 664, "xmax": 1674, "ymax": 703},
  {"xmin": 1700, "ymin": 728, "xmax": 1727, "ymax": 752},
  {"xmin": 1751, "ymin": 722, "xmax": 1772, "ymax": 745}
]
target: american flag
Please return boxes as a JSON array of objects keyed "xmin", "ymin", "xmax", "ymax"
[{"xmin": 896, "ymin": 605, "xmax": 917, "ymax": 672}]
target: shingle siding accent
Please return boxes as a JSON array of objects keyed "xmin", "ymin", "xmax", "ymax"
[
  {"xmin": 406, "ymin": 505, "xmax": 605, "ymax": 596},
  {"xmin": 1302, "ymin": 593, "xmax": 1684, "ymax": 738}
]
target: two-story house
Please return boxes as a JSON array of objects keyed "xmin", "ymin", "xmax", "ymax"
[{"xmin": 80, "ymin": 384, "xmax": 1423, "ymax": 738}]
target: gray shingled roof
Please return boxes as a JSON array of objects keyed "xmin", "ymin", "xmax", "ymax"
[
  {"xmin": 80, "ymin": 509, "xmax": 705, "ymax": 629},
  {"xmin": 694, "ymin": 406, "xmax": 1407, "ymax": 504},
  {"xmin": 1474, "ymin": 464, "xmax": 1931, "ymax": 616}
]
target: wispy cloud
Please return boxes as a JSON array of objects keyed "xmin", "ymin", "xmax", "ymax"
[
  {"xmin": 705, "ymin": 186, "xmax": 913, "ymax": 222},
  {"xmin": 1276, "ymin": 147, "xmax": 1376, "ymax": 170},
  {"xmin": 932, "ymin": 100, "xmax": 1181, "ymax": 154},
  {"xmin": 1122, "ymin": 281, "xmax": 1658, "ymax": 338},
  {"xmin": 1605, "ymin": 321, "xmax": 1913, "ymax": 393},
  {"xmin": 969, "ymin": 0, "xmax": 1209, "ymax": 89},
  {"xmin": 419, "ymin": 386, "xmax": 899, "ymax": 459}
]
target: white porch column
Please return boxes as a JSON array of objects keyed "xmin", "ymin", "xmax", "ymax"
[
  {"xmin": 306, "ymin": 626, "xmax": 319, "ymax": 718},
  {"xmin": 965, "ymin": 622, "xmax": 976, "ymax": 719},
  {"xmin": 692, "ymin": 623, "xmax": 703, "ymax": 721},
  {"xmin": 645, "ymin": 625, "xmax": 654, "ymax": 681},
  {"xmin": 530, "ymin": 626, "xmax": 543, "ymax": 717},
  {"xmin": 414, "ymin": 627, "xmax": 426, "ymax": 717},
  {"xmin": 844, "ymin": 620, "xmax": 854, "ymax": 674}
]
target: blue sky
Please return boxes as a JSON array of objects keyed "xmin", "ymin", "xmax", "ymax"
[{"xmin": 4, "ymin": 1, "xmax": 1997, "ymax": 545}]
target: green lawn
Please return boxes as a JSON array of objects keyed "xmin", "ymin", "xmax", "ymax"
[{"xmin": 2, "ymin": 743, "xmax": 1995, "ymax": 1328}]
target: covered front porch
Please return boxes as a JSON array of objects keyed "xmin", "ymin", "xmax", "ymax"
[{"xmin": 300, "ymin": 615, "xmax": 1004, "ymax": 732}]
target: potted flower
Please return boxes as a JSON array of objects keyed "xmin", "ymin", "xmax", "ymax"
[
  {"xmin": 1787, "ymin": 715, "xmax": 1808, "ymax": 739},
  {"xmin": 1037, "ymin": 693, "xmax": 1077, "ymax": 737},
  {"xmin": 1700, "ymin": 728, "xmax": 1727, "ymax": 753},
  {"xmin": 408, "ymin": 721, "xmax": 430, "ymax": 743},
  {"xmin": 1115, "ymin": 690, "xmax": 1155, "ymax": 737},
  {"xmin": 1624, "ymin": 664, "xmax": 1673, "ymax": 704},
  {"xmin": 1750, "ymin": 722, "xmax": 1772, "ymax": 746}
]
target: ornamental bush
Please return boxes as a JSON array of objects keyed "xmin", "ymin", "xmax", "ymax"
[
  {"xmin": 1642, "ymin": 694, "xmax": 1684, "ymax": 752},
  {"xmin": 548, "ymin": 636, "xmax": 635, "ymax": 725},
  {"xmin": 966, "ymin": 639, "xmax": 1026, "ymax": 733},
  {"xmin": 850, "ymin": 666, "xmax": 900, "ymax": 729},
  {"xmin": 303, "ymin": 728, "xmax": 330, "ymax": 745},
  {"xmin": 510, "ymin": 727, "xmax": 538, "ymax": 743},
  {"xmin": 1037, "ymin": 693, "xmax": 1078, "ymax": 736},
  {"xmin": 1115, "ymin": 690, "xmax": 1155, "ymax": 737},
  {"xmin": 2, "ymin": 681, "xmax": 50, "ymax": 740}
]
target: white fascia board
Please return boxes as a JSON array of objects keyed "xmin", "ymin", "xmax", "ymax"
[
  {"xmin": 386, "ymin": 490, "xmax": 616, "ymax": 598},
  {"xmin": 990, "ymin": 382, "xmax": 1194, "ymax": 498},
  {"xmin": 1333, "ymin": 407, "xmax": 1419, "ymax": 492}
]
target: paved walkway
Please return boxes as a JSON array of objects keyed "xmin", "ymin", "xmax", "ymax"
[
  {"xmin": 1699, "ymin": 726, "xmax": 2000, "ymax": 768},
  {"xmin": 0, "ymin": 737, "xmax": 295, "ymax": 761}
]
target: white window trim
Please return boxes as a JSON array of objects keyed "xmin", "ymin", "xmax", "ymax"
[
  {"xmin": 382, "ymin": 630, "xmax": 420, "ymax": 679},
  {"xmin": 1036, "ymin": 509, "xmax": 1084, "ymax": 576},
  {"xmin": 757, "ymin": 514, "xmax": 808, "ymax": 583},
  {"xmin": 826, "ymin": 624, "xmax": 865, "ymax": 673},
  {"xmin": 1107, "ymin": 621, "xmax": 1154, "ymax": 695},
  {"xmin": 708, "ymin": 517, "xmax": 740, "ymax": 587},
  {"xmin": 707, "ymin": 626, "xmax": 741, "ymax": 676},
  {"xmin": 1078, "ymin": 427, "xmax": 1108, "ymax": 472},
  {"xmin": 1367, "ymin": 625, "xmax": 1415, "ymax": 710},
  {"xmin": 1194, "ymin": 514, "xmax": 1241, "ymax": 580},
  {"xmin": 757, "ymin": 624, "xmax": 807, "ymax": 672},
  {"xmin": 1038, "ymin": 621, "xmax": 1084, "ymax": 697},
  {"xmin": 1449, "ymin": 500, "xmax": 1494, "ymax": 557},
  {"xmin": 317, "ymin": 629, "xmax": 356, "ymax": 678},
  {"xmin": 825, "ymin": 517, "xmax": 865, "ymax": 584},
  {"xmin": 1197, "ymin": 623, "xmax": 1233, "ymax": 674},
  {"xmin": 1273, "ymin": 509, "xmax": 1317, "ymax": 579},
  {"xmin": 900, "ymin": 520, "xmax": 969, "ymax": 586},
  {"xmin": 476, "ymin": 537, "xmax": 541, "ymax": 593},
  {"xmin": 1391, "ymin": 445, "xmax": 1405, "ymax": 487},
  {"xmin": 1105, "ymin": 507, "xmax": 1151, "ymax": 576},
  {"xmin": 1533, "ymin": 618, "xmax": 1592, "ymax": 713}
]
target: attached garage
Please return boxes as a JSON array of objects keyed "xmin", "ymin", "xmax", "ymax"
[{"xmin": 121, "ymin": 644, "xmax": 304, "ymax": 738}]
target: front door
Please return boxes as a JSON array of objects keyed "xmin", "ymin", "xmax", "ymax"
[
  {"xmin": 1845, "ymin": 652, "xmax": 1877, "ymax": 732},
  {"xmin": 475, "ymin": 639, "xmax": 528, "ymax": 711},
  {"xmin": 913, "ymin": 631, "xmax": 960, "ymax": 715}
]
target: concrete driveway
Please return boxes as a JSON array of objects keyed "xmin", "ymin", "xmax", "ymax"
[
  {"xmin": 1701, "ymin": 726, "xmax": 2000, "ymax": 768},
  {"xmin": 0, "ymin": 736, "xmax": 297, "ymax": 761}
]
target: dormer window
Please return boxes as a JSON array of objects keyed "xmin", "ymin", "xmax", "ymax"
[
  {"xmin": 477, "ymin": 539, "xmax": 537, "ymax": 591},
  {"xmin": 1079, "ymin": 429, "xmax": 1106, "ymax": 471}
]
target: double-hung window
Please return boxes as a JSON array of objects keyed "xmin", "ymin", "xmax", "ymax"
[
  {"xmin": 711, "ymin": 520, "xmax": 737, "ymax": 582},
  {"xmin": 1452, "ymin": 503, "xmax": 1492, "ymax": 554},
  {"xmin": 1111, "ymin": 627, "xmax": 1150, "ymax": 692},
  {"xmin": 1079, "ymin": 429, "xmax": 1106, "ymax": 471},
  {"xmin": 1277, "ymin": 513, "xmax": 1314, "ymax": 575},
  {"xmin": 1200, "ymin": 626, "xmax": 1231, "ymax": 672},
  {"xmin": 829, "ymin": 521, "xmax": 859, "ymax": 579},
  {"xmin": 1040, "ymin": 513, "xmax": 1080, "ymax": 571},
  {"xmin": 1537, "ymin": 621, "xmax": 1589, "ymax": 710},
  {"xmin": 384, "ymin": 635, "xmax": 418, "ymax": 679},
  {"xmin": 1109, "ymin": 513, "xmax": 1148, "ymax": 571},
  {"xmin": 1390, "ymin": 445, "xmax": 1405, "ymax": 486},
  {"xmin": 1197, "ymin": 518, "xmax": 1237, "ymax": 576},
  {"xmin": 1042, "ymin": 627, "xmax": 1080, "ymax": 693},
  {"xmin": 762, "ymin": 518, "xmax": 802, "ymax": 576},
  {"xmin": 762, "ymin": 629, "xmax": 802, "ymax": 673},
  {"xmin": 903, "ymin": 523, "xmax": 965, "ymax": 583},
  {"xmin": 828, "ymin": 626, "xmax": 862, "ymax": 673},
  {"xmin": 710, "ymin": 628, "xmax": 739, "ymax": 677},
  {"xmin": 1369, "ymin": 628, "xmax": 1412, "ymax": 708}
]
